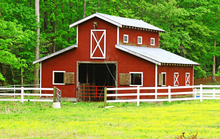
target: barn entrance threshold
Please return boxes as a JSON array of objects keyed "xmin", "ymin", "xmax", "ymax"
[{"xmin": 77, "ymin": 62, "xmax": 117, "ymax": 102}]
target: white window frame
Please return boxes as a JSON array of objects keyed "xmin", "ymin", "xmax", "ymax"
[
  {"xmin": 124, "ymin": 34, "xmax": 128, "ymax": 43},
  {"xmin": 174, "ymin": 72, "xmax": 179, "ymax": 86},
  {"xmin": 129, "ymin": 72, "xmax": 143, "ymax": 86},
  {"xmin": 161, "ymin": 72, "xmax": 166, "ymax": 86},
  {"xmin": 53, "ymin": 71, "xmax": 65, "ymax": 85},
  {"xmin": 138, "ymin": 36, "xmax": 142, "ymax": 44},
  {"xmin": 185, "ymin": 72, "xmax": 190, "ymax": 86},
  {"xmin": 151, "ymin": 38, "xmax": 155, "ymax": 46}
]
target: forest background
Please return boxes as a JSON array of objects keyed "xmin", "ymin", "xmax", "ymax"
[{"xmin": 0, "ymin": 0, "xmax": 219, "ymax": 86}]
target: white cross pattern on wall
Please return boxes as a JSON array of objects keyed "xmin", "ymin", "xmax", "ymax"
[
  {"xmin": 185, "ymin": 73, "xmax": 190, "ymax": 86},
  {"xmin": 174, "ymin": 72, "xmax": 179, "ymax": 86},
  {"xmin": 90, "ymin": 29, "xmax": 106, "ymax": 59}
]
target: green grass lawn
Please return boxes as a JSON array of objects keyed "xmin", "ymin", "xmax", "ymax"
[{"xmin": 0, "ymin": 100, "xmax": 220, "ymax": 139}]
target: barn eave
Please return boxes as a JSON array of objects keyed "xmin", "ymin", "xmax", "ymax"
[
  {"xmin": 69, "ymin": 13, "xmax": 122, "ymax": 28},
  {"xmin": 33, "ymin": 44, "xmax": 78, "ymax": 64},
  {"xmin": 69, "ymin": 13, "xmax": 165, "ymax": 33},
  {"xmin": 115, "ymin": 44, "xmax": 200, "ymax": 66}
]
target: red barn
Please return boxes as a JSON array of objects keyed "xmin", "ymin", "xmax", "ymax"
[{"xmin": 33, "ymin": 13, "xmax": 199, "ymax": 101}]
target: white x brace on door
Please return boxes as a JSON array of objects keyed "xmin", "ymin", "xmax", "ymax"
[
  {"xmin": 90, "ymin": 29, "xmax": 106, "ymax": 59},
  {"xmin": 174, "ymin": 72, "xmax": 179, "ymax": 86},
  {"xmin": 185, "ymin": 73, "xmax": 190, "ymax": 86}
]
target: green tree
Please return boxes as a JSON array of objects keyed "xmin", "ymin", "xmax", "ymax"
[{"xmin": 0, "ymin": 19, "xmax": 28, "ymax": 82}]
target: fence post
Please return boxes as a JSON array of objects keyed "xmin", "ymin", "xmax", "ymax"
[
  {"xmin": 194, "ymin": 88, "xmax": 197, "ymax": 99},
  {"xmin": 200, "ymin": 84, "xmax": 203, "ymax": 102},
  {"xmin": 14, "ymin": 85, "xmax": 15, "ymax": 98},
  {"xmin": 21, "ymin": 87, "xmax": 24, "ymax": 103},
  {"xmin": 40, "ymin": 86, "xmax": 41, "ymax": 98},
  {"xmin": 53, "ymin": 87, "xmax": 56, "ymax": 102},
  {"xmin": 213, "ymin": 89, "xmax": 215, "ymax": 99},
  {"xmin": 137, "ymin": 86, "xmax": 140, "ymax": 106},
  {"xmin": 104, "ymin": 87, "xmax": 107, "ymax": 107},
  {"xmin": 168, "ymin": 86, "xmax": 171, "ymax": 102},
  {"xmin": 155, "ymin": 86, "xmax": 157, "ymax": 100},
  {"xmin": 96, "ymin": 86, "xmax": 97, "ymax": 97}
]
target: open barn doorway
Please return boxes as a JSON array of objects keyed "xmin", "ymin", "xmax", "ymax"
[{"xmin": 77, "ymin": 62, "xmax": 117, "ymax": 101}]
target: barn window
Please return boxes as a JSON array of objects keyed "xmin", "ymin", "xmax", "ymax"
[
  {"xmin": 174, "ymin": 72, "xmax": 179, "ymax": 86},
  {"xmin": 138, "ymin": 36, "xmax": 142, "ymax": 44},
  {"xmin": 124, "ymin": 34, "xmax": 128, "ymax": 43},
  {"xmin": 185, "ymin": 73, "xmax": 190, "ymax": 86},
  {"xmin": 151, "ymin": 38, "xmax": 155, "ymax": 45},
  {"xmin": 130, "ymin": 72, "xmax": 143, "ymax": 86},
  {"xmin": 159, "ymin": 72, "xmax": 166, "ymax": 86},
  {"xmin": 53, "ymin": 71, "xmax": 65, "ymax": 85}
]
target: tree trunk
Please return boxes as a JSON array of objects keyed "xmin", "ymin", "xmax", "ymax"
[
  {"xmin": 211, "ymin": 39, "xmax": 217, "ymax": 82},
  {"xmin": 51, "ymin": 1, "xmax": 57, "ymax": 53},
  {"xmin": 69, "ymin": 1, "xmax": 73, "ymax": 42},
  {"xmin": 2, "ymin": 63, "xmax": 7, "ymax": 85},
  {"xmin": 96, "ymin": 1, "xmax": 100, "ymax": 12},
  {"xmin": 10, "ymin": 66, "xmax": 15, "ymax": 85},
  {"xmin": 0, "ymin": 7, "xmax": 2, "ymax": 16},
  {"xmin": 21, "ymin": 67, "xmax": 23, "ymax": 86},
  {"xmin": 0, "ymin": 8, "xmax": 6, "ymax": 85},
  {"xmin": 83, "ymin": 1, "xmax": 86, "ymax": 18},
  {"xmin": 34, "ymin": 0, "xmax": 40, "ymax": 88}
]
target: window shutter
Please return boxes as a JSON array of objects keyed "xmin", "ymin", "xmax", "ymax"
[
  {"xmin": 119, "ymin": 73, "xmax": 130, "ymax": 85},
  {"xmin": 158, "ymin": 74, "xmax": 163, "ymax": 86},
  {"xmin": 64, "ymin": 72, "xmax": 74, "ymax": 84}
]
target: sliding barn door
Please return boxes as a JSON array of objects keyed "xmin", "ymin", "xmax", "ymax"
[{"xmin": 90, "ymin": 29, "xmax": 106, "ymax": 59}]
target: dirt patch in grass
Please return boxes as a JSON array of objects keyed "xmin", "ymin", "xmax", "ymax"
[{"xmin": 194, "ymin": 76, "xmax": 220, "ymax": 85}]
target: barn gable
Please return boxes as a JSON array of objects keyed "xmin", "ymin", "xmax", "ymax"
[{"xmin": 69, "ymin": 13, "xmax": 166, "ymax": 33}]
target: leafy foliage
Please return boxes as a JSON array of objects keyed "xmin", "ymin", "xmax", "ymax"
[{"xmin": 1, "ymin": 0, "xmax": 220, "ymax": 85}]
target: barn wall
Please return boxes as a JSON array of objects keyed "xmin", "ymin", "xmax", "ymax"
[
  {"xmin": 157, "ymin": 65, "xmax": 194, "ymax": 97},
  {"xmin": 158, "ymin": 65, "xmax": 193, "ymax": 86},
  {"xmin": 41, "ymin": 50, "xmax": 77, "ymax": 98},
  {"xmin": 117, "ymin": 50, "xmax": 156, "ymax": 87},
  {"xmin": 119, "ymin": 28, "xmax": 159, "ymax": 47},
  {"xmin": 77, "ymin": 17, "xmax": 118, "ymax": 61}
]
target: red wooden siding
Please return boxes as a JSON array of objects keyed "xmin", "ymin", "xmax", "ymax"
[
  {"xmin": 158, "ymin": 65, "xmax": 193, "ymax": 86},
  {"xmin": 119, "ymin": 28, "xmax": 159, "ymax": 47},
  {"xmin": 41, "ymin": 50, "xmax": 77, "ymax": 97}
]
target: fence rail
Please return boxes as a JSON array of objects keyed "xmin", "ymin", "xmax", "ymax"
[
  {"xmin": 0, "ymin": 86, "xmax": 60, "ymax": 103},
  {"xmin": 104, "ymin": 84, "xmax": 220, "ymax": 106}
]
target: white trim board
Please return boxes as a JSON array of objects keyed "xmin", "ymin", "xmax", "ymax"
[{"xmin": 69, "ymin": 13, "xmax": 122, "ymax": 28}]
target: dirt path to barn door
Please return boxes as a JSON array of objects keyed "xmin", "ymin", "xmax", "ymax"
[{"xmin": 77, "ymin": 61, "xmax": 117, "ymax": 102}]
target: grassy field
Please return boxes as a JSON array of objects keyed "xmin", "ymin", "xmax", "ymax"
[{"xmin": 0, "ymin": 100, "xmax": 220, "ymax": 139}]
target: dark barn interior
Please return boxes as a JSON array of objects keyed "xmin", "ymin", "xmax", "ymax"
[{"xmin": 78, "ymin": 63, "xmax": 116, "ymax": 101}]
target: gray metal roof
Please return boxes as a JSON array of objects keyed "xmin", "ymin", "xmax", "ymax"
[
  {"xmin": 69, "ymin": 13, "xmax": 165, "ymax": 33},
  {"xmin": 116, "ymin": 45, "xmax": 199, "ymax": 65},
  {"xmin": 33, "ymin": 44, "xmax": 78, "ymax": 64}
]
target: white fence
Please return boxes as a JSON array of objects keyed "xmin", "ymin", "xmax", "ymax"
[
  {"xmin": 0, "ymin": 87, "xmax": 58, "ymax": 103},
  {"xmin": 104, "ymin": 84, "xmax": 220, "ymax": 106}
]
